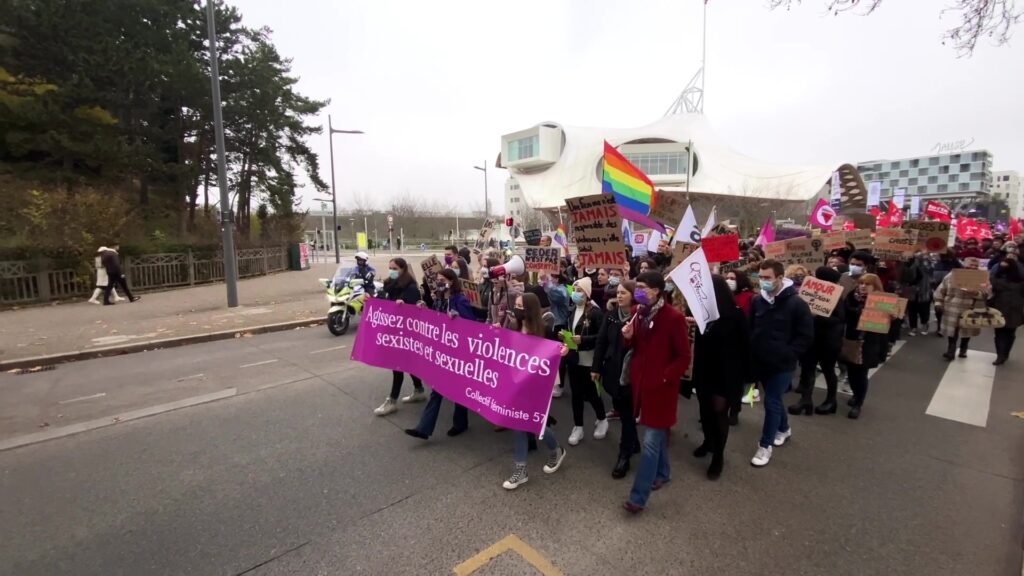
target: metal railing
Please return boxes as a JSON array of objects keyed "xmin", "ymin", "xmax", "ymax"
[{"xmin": 0, "ymin": 246, "xmax": 289, "ymax": 305}]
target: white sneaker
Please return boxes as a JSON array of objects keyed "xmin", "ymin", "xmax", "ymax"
[
  {"xmin": 543, "ymin": 447, "xmax": 566, "ymax": 474},
  {"xmin": 552, "ymin": 386, "xmax": 564, "ymax": 398},
  {"xmin": 401, "ymin": 389, "xmax": 427, "ymax": 403},
  {"xmin": 502, "ymin": 464, "xmax": 529, "ymax": 490},
  {"xmin": 373, "ymin": 398, "xmax": 398, "ymax": 416},
  {"xmin": 907, "ymin": 329, "xmax": 917, "ymax": 336},
  {"xmin": 751, "ymin": 445, "xmax": 773, "ymax": 467},
  {"xmin": 568, "ymin": 426, "xmax": 584, "ymax": 446},
  {"xmin": 593, "ymin": 419, "xmax": 609, "ymax": 440},
  {"xmin": 88, "ymin": 299, "xmax": 101, "ymax": 305},
  {"xmin": 773, "ymin": 428, "xmax": 792, "ymax": 447},
  {"xmin": 839, "ymin": 380, "xmax": 853, "ymax": 396}
]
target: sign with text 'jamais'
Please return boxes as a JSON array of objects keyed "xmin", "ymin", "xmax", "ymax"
[
  {"xmin": 798, "ymin": 277, "xmax": 843, "ymax": 317},
  {"xmin": 352, "ymin": 299, "xmax": 562, "ymax": 436},
  {"xmin": 565, "ymin": 194, "xmax": 627, "ymax": 270},
  {"xmin": 523, "ymin": 247, "xmax": 561, "ymax": 274}
]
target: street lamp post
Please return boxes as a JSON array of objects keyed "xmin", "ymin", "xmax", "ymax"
[
  {"xmin": 473, "ymin": 161, "xmax": 489, "ymax": 219},
  {"xmin": 327, "ymin": 115, "xmax": 364, "ymax": 264}
]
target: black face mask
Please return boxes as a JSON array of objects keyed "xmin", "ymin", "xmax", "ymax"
[{"xmin": 512, "ymin": 308, "xmax": 526, "ymax": 321}]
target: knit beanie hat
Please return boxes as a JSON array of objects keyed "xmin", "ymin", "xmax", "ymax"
[{"xmin": 574, "ymin": 277, "xmax": 592, "ymax": 299}]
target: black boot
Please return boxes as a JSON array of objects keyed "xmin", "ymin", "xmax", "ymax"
[
  {"xmin": 693, "ymin": 442, "xmax": 711, "ymax": 458},
  {"xmin": 815, "ymin": 398, "xmax": 838, "ymax": 414},
  {"xmin": 612, "ymin": 455, "xmax": 630, "ymax": 479},
  {"xmin": 942, "ymin": 337, "xmax": 957, "ymax": 360},
  {"xmin": 788, "ymin": 399, "xmax": 813, "ymax": 416},
  {"xmin": 707, "ymin": 453, "xmax": 724, "ymax": 480},
  {"xmin": 958, "ymin": 338, "xmax": 969, "ymax": 358}
]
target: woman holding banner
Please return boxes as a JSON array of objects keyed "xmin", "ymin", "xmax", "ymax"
[
  {"xmin": 592, "ymin": 279, "xmax": 640, "ymax": 479},
  {"xmin": 934, "ymin": 257, "xmax": 991, "ymax": 361},
  {"xmin": 789, "ymin": 266, "xmax": 846, "ymax": 416},
  {"xmin": 404, "ymin": 269, "xmax": 475, "ymax": 440},
  {"xmin": 566, "ymin": 277, "xmax": 609, "ymax": 446},
  {"xmin": 841, "ymin": 274, "xmax": 889, "ymax": 419},
  {"xmin": 373, "ymin": 258, "xmax": 427, "ymax": 416},
  {"xmin": 502, "ymin": 293, "xmax": 567, "ymax": 490}
]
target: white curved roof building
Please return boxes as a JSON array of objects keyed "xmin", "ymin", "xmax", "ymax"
[{"xmin": 499, "ymin": 113, "xmax": 837, "ymax": 211}]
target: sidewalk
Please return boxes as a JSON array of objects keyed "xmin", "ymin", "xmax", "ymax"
[{"xmin": 0, "ymin": 253, "xmax": 431, "ymax": 368}]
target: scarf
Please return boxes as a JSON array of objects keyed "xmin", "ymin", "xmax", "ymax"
[{"xmin": 637, "ymin": 298, "xmax": 664, "ymax": 338}]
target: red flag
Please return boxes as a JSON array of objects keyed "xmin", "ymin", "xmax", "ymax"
[
  {"xmin": 957, "ymin": 218, "xmax": 981, "ymax": 240},
  {"xmin": 1010, "ymin": 218, "xmax": 1022, "ymax": 240},
  {"xmin": 888, "ymin": 200, "xmax": 904, "ymax": 227},
  {"xmin": 977, "ymin": 221, "xmax": 993, "ymax": 240},
  {"xmin": 925, "ymin": 200, "xmax": 952, "ymax": 222}
]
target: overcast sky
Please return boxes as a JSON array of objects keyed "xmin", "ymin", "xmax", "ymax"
[{"xmin": 237, "ymin": 0, "xmax": 1024, "ymax": 214}]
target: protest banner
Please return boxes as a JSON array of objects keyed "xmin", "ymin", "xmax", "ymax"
[
  {"xmin": 420, "ymin": 255, "xmax": 444, "ymax": 293},
  {"xmin": 764, "ymin": 240, "xmax": 787, "ymax": 261},
  {"xmin": 845, "ymin": 229, "xmax": 874, "ymax": 250},
  {"xmin": 461, "ymin": 280, "xmax": 485, "ymax": 309},
  {"xmin": 700, "ymin": 233, "xmax": 740, "ymax": 263},
  {"xmin": 352, "ymin": 299, "xmax": 562, "ymax": 436},
  {"xmin": 668, "ymin": 247, "xmax": 719, "ymax": 334},
  {"xmin": 681, "ymin": 317, "xmax": 697, "ymax": 381},
  {"xmin": 865, "ymin": 292, "xmax": 900, "ymax": 315},
  {"xmin": 902, "ymin": 220, "xmax": 952, "ymax": 252},
  {"xmin": 647, "ymin": 191, "xmax": 688, "ymax": 227},
  {"xmin": 719, "ymin": 258, "xmax": 751, "ymax": 274},
  {"xmin": 780, "ymin": 237, "xmax": 826, "ymax": 267},
  {"xmin": 523, "ymin": 246, "xmax": 561, "ymax": 274},
  {"xmin": 857, "ymin": 309, "xmax": 892, "ymax": 334},
  {"xmin": 474, "ymin": 218, "xmax": 496, "ymax": 252},
  {"xmin": 823, "ymin": 230, "xmax": 849, "ymax": 251},
  {"xmin": 670, "ymin": 242, "xmax": 698, "ymax": 269},
  {"xmin": 950, "ymin": 268, "xmax": 989, "ymax": 291},
  {"xmin": 565, "ymin": 194, "xmax": 628, "ymax": 269},
  {"xmin": 523, "ymin": 228, "xmax": 543, "ymax": 246},
  {"xmin": 925, "ymin": 200, "xmax": 952, "ymax": 222},
  {"xmin": 873, "ymin": 228, "xmax": 919, "ymax": 260},
  {"xmin": 798, "ymin": 277, "xmax": 843, "ymax": 317}
]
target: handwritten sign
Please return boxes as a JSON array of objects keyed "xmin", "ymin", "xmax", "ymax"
[
  {"xmin": 845, "ymin": 229, "xmax": 874, "ymax": 250},
  {"xmin": 895, "ymin": 297, "xmax": 908, "ymax": 320},
  {"xmin": 648, "ymin": 192, "xmax": 688, "ymax": 227},
  {"xmin": 798, "ymin": 277, "xmax": 843, "ymax": 317},
  {"xmin": 902, "ymin": 221, "xmax": 951, "ymax": 253},
  {"xmin": 764, "ymin": 240, "xmax": 787, "ymax": 261},
  {"xmin": 670, "ymin": 242, "xmax": 698, "ymax": 269},
  {"xmin": 719, "ymin": 258, "xmax": 751, "ymax": 274},
  {"xmin": 873, "ymin": 228, "xmax": 919, "ymax": 260},
  {"xmin": 474, "ymin": 218, "xmax": 496, "ymax": 252},
  {"xmin": 823, "ymin": 230, "xmax": 849, "ymax": 251},
  {"xmin": 461, "ymin": 279, "xmax": 485, "ymax": 309},
  {"xmin": 700, "ymin": 233, "xmax": 740, "ymax": 263},
  {"xmin": 523, "ymin": 228, "xmax": 543, "ymax": 246},
  {"xmin": 950, "ymin": 268, "xmax": 989, "ymax": 291},
  {"xmin": 781, "ymin": 237, "xmax": 826, "ymax": 267},
  {"xmin": 565, "ymin": 194, "xmax": 627, "ymax": 270},
  {"xmin": 523, "ymin": 247, "xmax": 561, "ymax": 274},
  {"xmin": 865, "ymin": 292, "xmax": 900, "ymax": 315},
  {"xmin": 857, "ymin": 309, "xmax": 891, "ymax": 334},
  {"xmin": 420, "ymin": 255, "xmax": 443, "ymax": 293}
]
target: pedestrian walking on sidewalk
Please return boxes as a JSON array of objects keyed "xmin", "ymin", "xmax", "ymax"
[
  {"xmin": 990, "ymin": 256, "xmax": 1023, "ymax": 366},
  {"xmin": 841, "ymin": 274, "xmax": 890, "ymax": 419},
  {"xmin": 100, "ymin": 246, "xmax": 139, "ymax": 305},
  {"xmin": 934, "ymin": 257, "xmax": 991, "ymax": 361},
  {"xmin": 749, "ymin": 260, "xmax": 813, "ymax": 468},
  {"xmin": 88, "ymin": 247, "xmax": 125, "ymax": 305},
  {"xmin": 789, "ymin": 266, "xmax": 845, "ymax": 416},
  {"xmin": 502, "ymin": 293, "xmax": 567, "ymax": 490},
  {"xmin": 592, "ymin": 279, "xmax": 640, "ymax": 479},
  {"xmin": 373, "ymin": 258, "xmax": 427, "ymax": 416}
]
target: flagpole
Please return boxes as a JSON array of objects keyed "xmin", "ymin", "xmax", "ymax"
[
  {"xmin": 701, "ymin": 0, "xmax": 707, "ymax": 110},
  {"xmin": 686, "ymin": 139, "xmax": 693, "ymax": 193}
]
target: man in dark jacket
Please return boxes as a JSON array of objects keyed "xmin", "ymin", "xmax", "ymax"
[
  {"xmin": 749, "ymin": 259, "xmax": 813, "ymax": 468},
  {"xmin": 100, "ymin": 246, "xmax": 139, "ymax": 305}
]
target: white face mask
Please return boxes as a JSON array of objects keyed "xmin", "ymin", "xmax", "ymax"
[{"xmin": 725, "ymin": 279, "xmax": 737, "ymax": 292}]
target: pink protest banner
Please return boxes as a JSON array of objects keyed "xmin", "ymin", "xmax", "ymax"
[{"xmin": 351, "ymin": 298, "xmax": 562, "ymax": 436}]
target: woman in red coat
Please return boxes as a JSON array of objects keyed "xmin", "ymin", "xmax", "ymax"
[
  {"xmin": 622, "ymin": 272, "xmax": 692, "ymax": 513},
  {"xmin": 726, "ymin": 269, "xmax": 755, "ymax": 317}
]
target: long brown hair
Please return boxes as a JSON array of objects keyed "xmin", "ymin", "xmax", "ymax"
[
  {"xmin": 439, "ymin": 269, "xmax": 463, "ymax": 295},
  {"xmin": 519, "ymin": 292, "xmax": 545, "ymax": 337},
  {"xmin": 389, "ymin": 258, "xmax": 416, "ymax": 288}
]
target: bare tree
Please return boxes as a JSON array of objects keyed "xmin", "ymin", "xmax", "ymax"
[
  {"xmin": 767, "ymin": 0, "xmax": 1021, "ymax": 56},
  {"xmin": 348, "ymin": 189, "xmax": 377, "ymax": 215}
]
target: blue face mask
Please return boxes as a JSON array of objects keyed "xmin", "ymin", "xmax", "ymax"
[
  {"xmin": 849, "ymin": 265, "xmax": 864, "ymax": 277},
  {"xmin": 759, "ymin": 279, "xmax": 775, "ymax": 294},
  {"xmin": 608, "ymin": 276, "xmax": 620, "ymax": 287},
  {"xmin": 388, "ymin": 270, "xmax": 399, "ymax": 280},
  {"xmin": 571, "ymin": 292, "xmax": 586, "ymax": 305},
  {"xmin": 665, "ymin": 282, "xmax": 675, "ymax": 293}
]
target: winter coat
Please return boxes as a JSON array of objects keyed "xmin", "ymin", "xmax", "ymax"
[
  {"xmin": 931, "ymin": 257, "xmax": 962, "ymax": 289},
  {"xmin": 434, "ymin": 292, "xmax": 476, "ymax": 321},
  {"xmin": 381, "ymin": 277, "xmax": 421, "ymax": 304},
  {"xmin": 692, "ymin": 304, "xmax": 750, "ymax": 407},
  {"xmin": 591, "ymin": 282, "xmax": 611, "ymax": 311},
  {"xmin": 734, "ymin": 290, "xmax": 754, "ymax": 317},
  {"xmin": 990, "ymin": 276, "xmax": 1024, "ymax": 330},
  {"xmin": 842, "ymin": 291, "xmax": 888, "ymax": 369},
  {"xmin": 807, "ymin": 294, "xmax": 845, "ymax": 360},
  {"xmin": 566, "ymin": 301, "xmax": 604, "ymax": 368},
  {"xmin": 903, "ymin": 257, "xmax": 934, "ymax": 303},
  {"xmin": 591, "ymin": 304, "xmax": 630, "ymax": 398},
  {"xmin": 100, "ymin": 249, "xmax": 122, "ymax": 277},
  {"xmin": 545, "ymin": 284, "xmax": 570, "ymax": 328},
  {"xmin": 626, "ymin": 304, "xmax": 692, "ymax": 429},
  {"xmin": 749, "ymin": 282, "xmax": 814, "ymax": 377},
  {"xmin": 933, "ymin": 273, "xmax": 990, "ymax": 338}
]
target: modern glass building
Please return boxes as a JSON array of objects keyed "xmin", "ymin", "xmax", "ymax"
[{"xmin": 856, "ymin": 150, "xmax": 993, "ymax": 202}]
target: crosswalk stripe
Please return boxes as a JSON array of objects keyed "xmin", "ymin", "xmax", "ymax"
[{"xmin": 925, "ymin": 349, "xmax": 997, "ymax": 427}]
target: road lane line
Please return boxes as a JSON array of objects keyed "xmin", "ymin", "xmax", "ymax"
[
  {"xmin": 58, "ymin": 392, "xmax": 107, "ymax": 405},
  {"xmin": 309, "ymin": 345, "xmax": 346, "ymax": 355},
  {"xmin": 175, "ymin": 373, "xmax": 205, "ymax": 382},
  {"xmin": 453, "ymin": 534, "xmax": 562, "ymax": 576},
  {"xmin": 926, "ymin": 350, "xmax": 997, "ymax": 427},
  {"xmin": 239, "ymin": 359, "xmax": 279, "ymax": 368},
  {"xmin": 0, "ymin": 388, "xmax": 238, "ymax": 452}
]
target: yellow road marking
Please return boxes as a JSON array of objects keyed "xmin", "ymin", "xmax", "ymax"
[{"xmin": 453, "ymin": 534, "xmax": 563, "ymax": 576}]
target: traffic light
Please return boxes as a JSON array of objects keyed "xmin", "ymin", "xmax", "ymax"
[{"xmin": 505, "ymin": 217, "xmax": 513, "ymax": 228}]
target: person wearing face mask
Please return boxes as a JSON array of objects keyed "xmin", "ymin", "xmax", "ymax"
[
  {"xmin": 621, "ymin": 272, "xmax": 692, "ymax": 513},
  {"xmin": 565, "ymin": 277, "xmax": 609, "ymax": 446},
  {"xmin": 592, "ymin": 269, "xmax": 611, "ymax": 310},
  {"xmin": 903, "ymin": 252, "xmax": 934, "ymax": 336},
  {"xmin": 373, "ymin": 258, "xmax": 428, "ymax": 416},
  {"xmin": 725, "ymin": 269, "xmax": 755, "ymax": 317},
  {"xmin": 838, "ymin": 251, "xmax": 873, "ymax": 297},
  {"xmin": 841, "ymin": 273, "xmax": 890, "ymax": 418},
  {"xmin": 592, "ymin": 279, "xmax": 640, "ymax": 479},
  {"xmin": 451, "ymin": 257, "xmax": 470, "ymax": 280},
  {"xmin": 443, "ymin": 245, "xmax": 459, "ymax": 268},
  {"xmin": 502, "ymin": 293, "xmax": 568, "ymax": 490},
  {"xmin": 930, "ymin": 248, "xmax": 962, "ymax": 337},
  {"xmin": 748, "ymin": 260, "xmax": 813, "ymax": 467},
  {"xmin": 934, "ymin": 257, "xmax": 991, "ymax": 361},
  {"xmin": 405, "ymin": 269, "xmax": 476, "ymax": 440},
  {"xmin": 784, "ymin": 264, "xmax": 809, "ymax": 288},
  {"xmin": 990, "ymin": 255, "xmax": 1023, "ymax": 365},
  {"xmin": 604, "ymin": 269, "xmax": 624, "ymax": 309},
  {"xmin": 788, "ymin": 266, "xmax": 846, "ymax": 416}
]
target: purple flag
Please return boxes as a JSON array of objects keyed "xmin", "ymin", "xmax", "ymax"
[{"xmin": 352, "ymin": 299, "xmax": 562, "ymax": 436}]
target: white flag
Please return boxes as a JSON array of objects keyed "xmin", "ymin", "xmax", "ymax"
[
  {"xmin": 669, "ymin": 247, "xmax": 719, "ymax": 334},
  {"xmin": 893, "ymin": 188, "xmax": 906, "ymax": 208},
  {"xmin": 910, "ymin": 196, "xmax": 921, "ymax": 216},
  {"xmin": 646, "ymin": 230, "xmax": 663, "ymax": 253},
  {"xmin": 672, "ymin": 205, "xmax": 700, "ymax": 246},
  {"xmin": 867, "ymin": 181, "xmax": 881, "ymax": 207},
  {"xmin": 700, "ymin": 205, "xmax": 717, "ymax": 238}
]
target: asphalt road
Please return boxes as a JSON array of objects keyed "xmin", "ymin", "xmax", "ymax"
[{"xmin": 0, "ymin": 319, "xmax": 1021, "ymax": 576}]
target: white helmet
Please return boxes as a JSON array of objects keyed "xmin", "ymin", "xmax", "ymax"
[{"xmin": 355, "ymin": 251, "xmax": 369, "ymax": 261}]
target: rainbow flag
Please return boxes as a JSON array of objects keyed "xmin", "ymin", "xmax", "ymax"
[
  {"xmin": 553, "ymin": 223, "xmax": 568, "ymax": 254},
  {"xmin": 602, "ymin": 141, "xmax": 665, "ymax": 232}
]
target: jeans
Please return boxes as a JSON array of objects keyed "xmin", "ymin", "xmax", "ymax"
[
  {"xmin": 414, "ymin": 390, "xmax": 468, "ymax": 437},
  {"xmin": 568, "ymin": 364, "xmax": 606, "ymax": 427},
  {"xmin": 847, "ymin": 364, "xmax": 869, "ymax": 405},
  {"xmin": 908, "ymin": 299, "xmax": 930, "ymax": 330},
  {"xmin": 627, "ymin": 428, "xmax": 670, "ymax": 508},
  {"xmin": 513, "ymin": 428, "xmax": 558, "ymax": 464},
  {"xmin": 612, "ymin": 386, "xmax": 639, "ymax": 458},
  {"xmin": 994, "ymin": 326, "xmax": 1017, "ymax": 360},
  {"xmin": 389, "ymin": 371, "xmax": 423, "ymax": 400},
  {"xmin": 759, "ymin": 371, "xmax": 792, "ymax": 449}
]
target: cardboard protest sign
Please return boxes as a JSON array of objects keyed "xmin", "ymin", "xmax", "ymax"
[
  {"xmin": 902, "ymin": 221, "xmax": 951, "ymax": 253},
  {"xmin": 670, "ymin": 242, "xmax": 698, "ymax": 269},
  {"xmin": 781, "ymin": 237, "xmax": 826, "ymax": 268},
  {"xmin": 857, "ymin": 309, "xmax": 892, "ymax": 334},
  {"xmin": 648, "ymin": 191, "xmax": 688, "ymax": 227},
  {"xmin": 719, "ymin": 258, "xmax": 751, "ymax": 274},
  {"xmin": 461, "ymin": 280, "xmax": 485, "ymax": 309},
  {"xmin": 474, "ymin": 218, "xmax": 496, "ymax": 252},
  {"xmin": 764, "ymin": 240, "xmax": 787, "ymax": 261},
  {"xmin": 798, "ymin": 277, "xmax": 843, "ymax": 317},
  {"xmin": 823, "ymin": 230, "xmax": 848, "ymax": 251},
  {"xmin": 523, "ymin": 246, "xmax": 561, "ymax": 274},
  {"xmin": 700, "ymin": 233, "xmax": 740, "ymax": 263},
  {"xmin": 523, "ymin": 228, "xmax": 543, "ymax": 246},
  {"xmin": 845, "ymin": 229, "xmax": 874, "ymax": 250},
  {"xmin": 873, "ymin": 228, "xmax": 919, "ymax": 260},
  {"xmin": 420, "ymin": 255, "xmax": 443, "ymax": 293},
  {"xmin": 865, "ymin": 292, "xmax": 900, "ymax": 315},
  {"xmin": 950, "ymin": 268, "xmax": 989, "ymax": 291},
  {"xmin": 564, "ymin": 194, "xmax": 628, "ymax": 269},
  {"xmin": 895, "ymin": 297, "xmax": 908, "ymax": 320}
]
